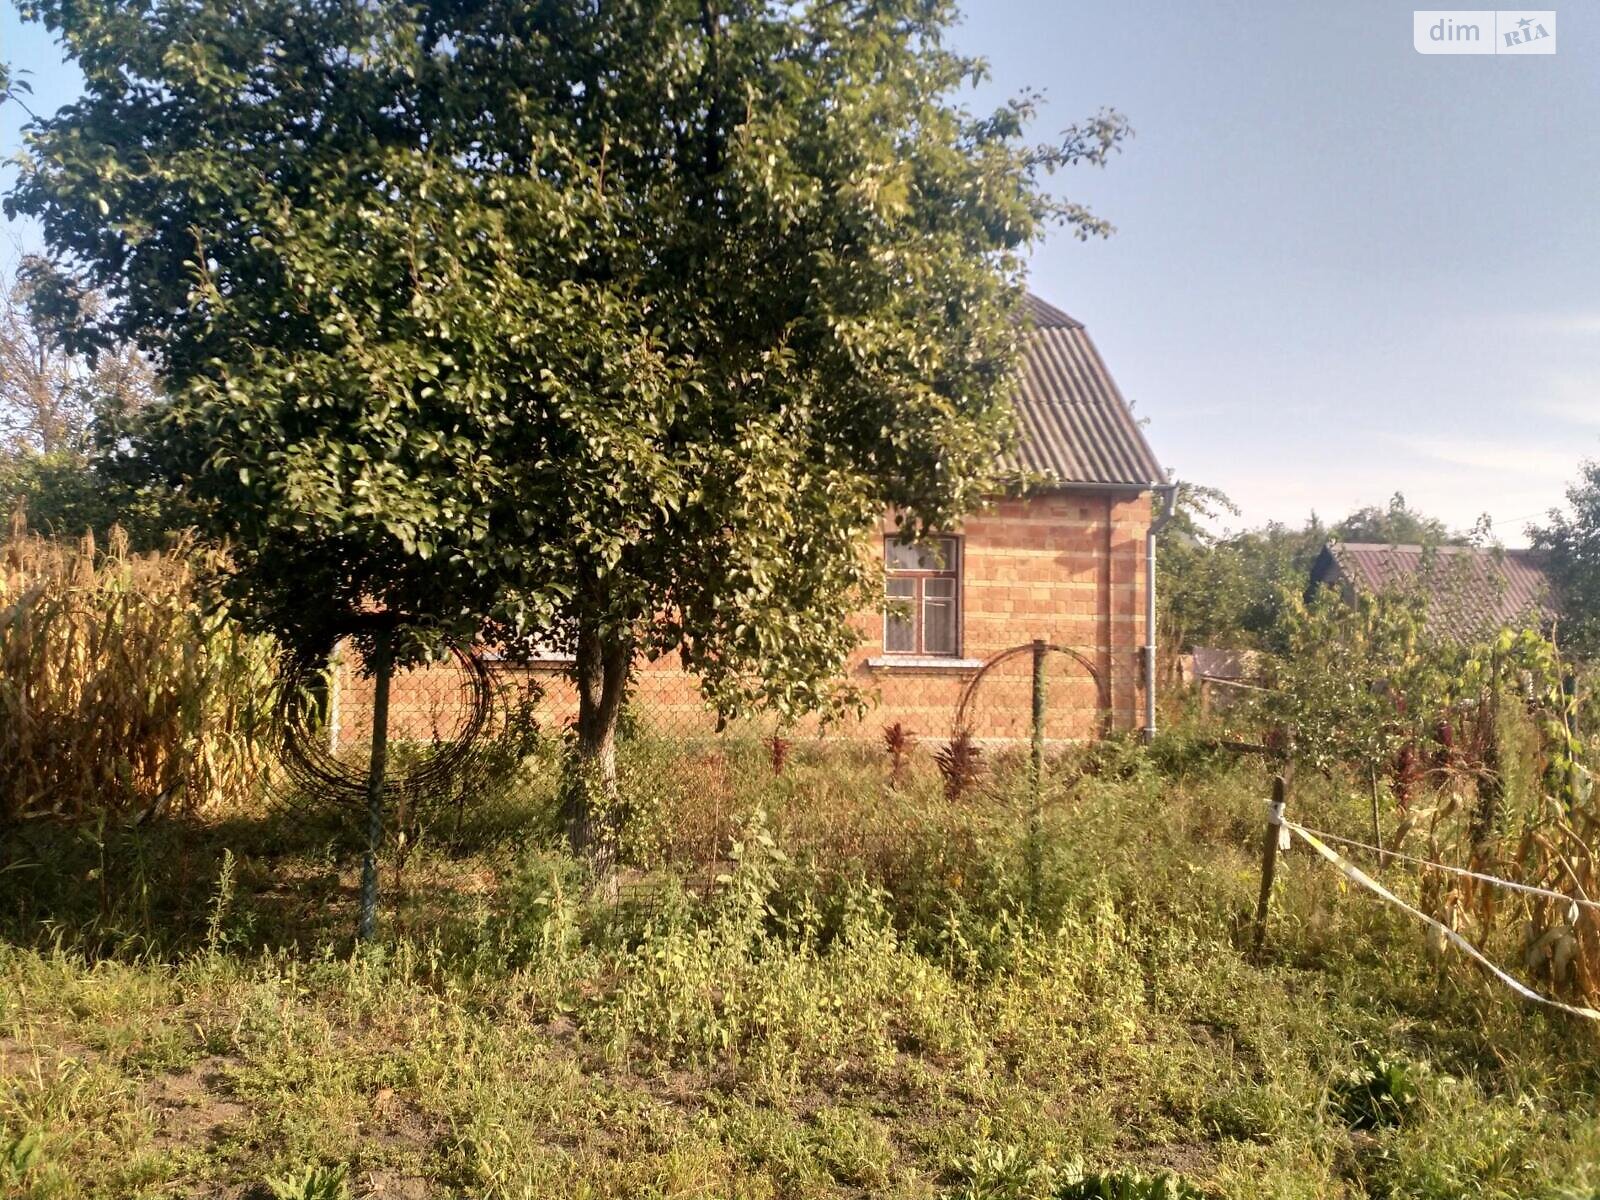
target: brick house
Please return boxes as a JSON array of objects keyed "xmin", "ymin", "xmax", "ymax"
[{"xmin": 340, "ymin": 294, "xmax": 1170, "ymax": 746}]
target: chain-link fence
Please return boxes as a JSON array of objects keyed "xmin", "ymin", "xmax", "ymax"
[
  {"xmin": 304, "ymin": 637, "xmax": 1114, "ymax": 820},
  {"xmin": 269, "ymin": 635, "xmax": 1124, "ymax": 933},
  {"xmin": 334, "ymin": 638, "xmax": 1111, "ymax": 741}
]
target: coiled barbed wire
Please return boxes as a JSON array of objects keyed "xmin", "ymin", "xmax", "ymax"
[{"xmin": 274, "ymin": 636, "xmax": 496, "ymax": 811}]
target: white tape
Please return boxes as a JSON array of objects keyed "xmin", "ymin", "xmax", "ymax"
[
  {"xmin": 1285, "ymin": 820, "xmax": 1600, "ymax": 1022},
  {"xmin": 1294, "ymin": 824, "xmax": 1600, "ymax": 915}
]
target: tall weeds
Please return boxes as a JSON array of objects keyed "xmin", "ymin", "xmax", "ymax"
[{"xmin": 0, "ymin": 509, "xmax": 277, "ymax": 824}]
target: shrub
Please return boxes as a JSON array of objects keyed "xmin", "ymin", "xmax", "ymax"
[
  {"xmin": 1055, "ymin": 1171, "xmax": 1206, "ymax": 1200},
  {"xmin": 1333, "ymin": 1050, "xmax": 1423, "ymax": 1131}
]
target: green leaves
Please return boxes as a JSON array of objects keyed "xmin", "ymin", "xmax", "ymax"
[
  {"xmin": 1530, "ymin": 459, "xmax": 1600, "ymax": 659},
  {"xmin": 0, "ymin": 1128, "xmax": 43, "ymax": 1185},
  {"xmin": 9, "ymin": 0, "xmax": 1121, "ymax": 709},
  {"xmin": 1258, "ymin": 584, "xmax": 1452, "ymax": 776},
  {"xmin": 1332, "ymin": 1050, "xmax": 1423, "ymax": 1132},
  {"xmin": 264, "ymin": 1163, "xmax": 351, "ymax": 1200}
]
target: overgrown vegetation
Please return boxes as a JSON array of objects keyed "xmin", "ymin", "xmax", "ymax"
[
  {"xmin": 0, "ymin": 260, "xmax": 171, "ymax": 547},
  {"xmin": 1233, "ymin": 579, "xmax": 1600, "ymax": 1013},
  {"xmin": 2, "ymin": 468, "xmax": 1598, "ymax": 1196},
  {"xmin": 3, "ymin": 723, "xmax": 1600, "ymax": 1198},
  {"xmin": 1531, "ymin": 458, "xmax": 1600, "ymax": 659},
  {"xmin": 1153, "ymin": 469, "xmax": 1600, "ymax": 1020},
  {"xmin": 1155, "ymin": 489, "xmax": 1473, "ymax": 659},
  {"xmin": 6, "ymin": 0, "xmax": 1132, "ymax": 872},
  {"xmin": 2, "ymin": 3, "xmax": 1598, "ymax": 1194}
]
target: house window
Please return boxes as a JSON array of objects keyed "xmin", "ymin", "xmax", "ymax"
[{"xmin": 884, "ymin": 536, "xmax": 960, "ymax": 656}]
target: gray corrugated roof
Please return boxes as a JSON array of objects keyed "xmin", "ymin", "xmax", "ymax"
[
  {"xmin": 1007, "ymin": 294, "xmax": 1166, "ymax": 488},
  {"xmin": 1021, "ymin": 293, "xmax": 1083, "ymax": 330},
  {"xmin": 1312, "ymin": 542, "xmax": 1557, "ymax": 641}
]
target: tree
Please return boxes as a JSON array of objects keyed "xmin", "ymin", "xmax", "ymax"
[
  {"xmin": 1331, "ymin": 491, "xmax": 1459, "ymax": 547},
  {"xmin": 1159, "ymin": 487, "xmax": 1477, "ymax": 659},
  {"xmin": 1157, "ymin": 482, "xmax": 1326, "ymax": 654},
  {"xmin": 0, "ymin": 260, "xmax": 154, "ymax": 456},
  {"xmin": 0, "ymin": 260, "xmax": 160, "ymax": 538},
  {"xmin": 1258, "ymin": 583, "xmax": 1454, "ymax": 778},
  {"xmin": 1530, "ymin": 460, "xmax": 1600, "ymax": 658},
  {"xmin": 1155, "ymin": 482, "xmax": 1246, "ymax": 653},
  {"xmin": 0, "ymin": 62, "xmax": 29, "ymax": 115},
  {"xmin": 8, "ymin": 0, "xmax": 1127, "ymax": 864}
]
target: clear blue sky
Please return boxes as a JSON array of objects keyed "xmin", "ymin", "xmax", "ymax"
[{"xmin": 4, "ymin": 1, "xmax": 1597, "ymax": 543}]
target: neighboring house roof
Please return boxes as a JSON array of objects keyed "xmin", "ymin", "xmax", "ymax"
[
  {"xmin": 1186, "ymin": 646, "xmax": 1262, "ymax": 682},
  {"xmin": 1309, "ymin": 542, "xmax": 1557, "ymax": 641},
  {"xmin": 1005, "ymin": 294, "xmax": 1166, "ymax": 489}
]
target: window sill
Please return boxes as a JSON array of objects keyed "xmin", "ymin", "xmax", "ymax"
[
  {"xmin": 866, "ymin": 656, "xmax": 985, "ymax": 672},
  {"xmin": 481, "ymin": 652, "xmax": 576, "ymax": 666}
]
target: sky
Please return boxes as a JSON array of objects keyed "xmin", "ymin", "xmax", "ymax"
[{"xmin": 3, "ymin": 2, "xmax": 1598, "ymax": 544}]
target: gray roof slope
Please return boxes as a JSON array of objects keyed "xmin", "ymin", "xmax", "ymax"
[
  {"xmin": 1007, "ymin": 294, "xmax": 1166, "ymax": 488},
  {"xmin": 1312, "ymin": 542, "xmax": 1557, "ymax": 640}
]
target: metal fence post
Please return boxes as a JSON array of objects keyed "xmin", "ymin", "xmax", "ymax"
[
  {"xmin": 357, "ymin": 627, "xmax": 393, "ymax": 942},
  {"xmin": 1024, "ymin": 638, "xmax": 1049, "ymax": 910},
  {"xmin": 327, "ymin": 647, "xmax": 341, "ymax": 756},
  {"xmin": 1252, "ymin": 773, "xmax": 1288, "ymax": 955},
  {"xmin": 1030, "ymin": 638, "xmax": 1047, "ymax": 796}
]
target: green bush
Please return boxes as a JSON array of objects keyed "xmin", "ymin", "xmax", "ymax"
[
  {"xmin": 265, "ymin": 1163, "xmax": 351, "ymax": 1200},
  {"xmin": 1334, "ymin": 1049, "xmax": 1423, "ymax": 1131},
  {"xmin": 1054, "ymin": 1170, "xmax": 1207, "ymax": 1200}
]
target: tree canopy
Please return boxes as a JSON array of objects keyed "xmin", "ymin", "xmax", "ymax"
[
  {"xmin": 1329, "ymin": 492, "xmax": 1464, "ymax": 548},
  {"xmin": 8, "ymin": 0, "xmax": 1128, "ymax": 855},
  {"xmin": 1531, "ymin": 460, "xmax": 1600, "ymax": 659},
  {"xmin": 0, "ymin": 259, "xmax": 163, "ymax": 540},
  {"xmin": 1155, "ymin": 483, "xmax": 1320, "ymax": 655}
]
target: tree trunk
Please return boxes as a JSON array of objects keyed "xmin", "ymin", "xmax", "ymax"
[{"xmin": 563, "ymin": 620, "xmax": 633, "ymax": 879}]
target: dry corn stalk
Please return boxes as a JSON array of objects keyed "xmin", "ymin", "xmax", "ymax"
[
  {"xmin": 0, "ymin": 508, "xmax": 278, "ymax": 823},
  {"xmin": 1410, "ymin": 682, "xmax": 1600, "ymax": 1009}
]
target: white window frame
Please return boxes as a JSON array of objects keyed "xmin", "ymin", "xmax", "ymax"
[{"xmin": 883, "ymin": 535, "xmax": 962, "ymax": 657}]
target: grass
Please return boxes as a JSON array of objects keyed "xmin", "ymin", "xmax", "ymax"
[{"xmin": 2, "ymin": 734, "xmax": 1599, "ymax": 1198}]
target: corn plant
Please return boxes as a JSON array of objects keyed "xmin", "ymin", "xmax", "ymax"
[
  {"xmin": 1332, "ymin": 627, "xmax": 1600, "ymax": 1008},
  {"xmin": 0, "ymin": 510, "xmax": 279, "ymax": 824}
]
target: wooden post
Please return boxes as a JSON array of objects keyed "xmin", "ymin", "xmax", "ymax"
[
  {"xmin": 1252, "ymin": 773, "xmax": 1288, "ymax": 955},
  {"xmin": 357, "ymin": 628, "xmax": 393, "ymax": 943},
  {"xmin": 1368, "ymin": 765, "xmax": 1386, "ymax": 869}
]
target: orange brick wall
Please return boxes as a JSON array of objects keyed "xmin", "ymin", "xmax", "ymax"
[
  {"xmin": 846, "ymin": 488, "xmax": 1152, "ymax": 742},
  {"xmin": 334, "ymin": 487, "xmax": 1153, "ymax": 747}
]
